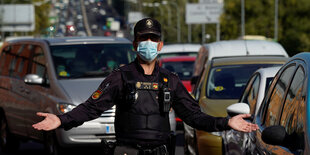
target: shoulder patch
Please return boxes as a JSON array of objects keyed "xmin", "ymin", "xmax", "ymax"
[{"xmin": 92, "ymin": 89, "xmax": 103, "ymax": 100}]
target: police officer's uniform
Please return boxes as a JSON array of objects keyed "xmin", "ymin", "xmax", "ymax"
[{"xmin": 58, "ymin": 18, "xmax": 231, "ymax": 155}]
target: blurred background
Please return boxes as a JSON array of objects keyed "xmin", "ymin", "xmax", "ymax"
[
  {"xmin": 0, "ymin": 0, "xmax": 309, "ymax": 55},
  {"xmin": 0, "ymin": 0, "xmax": 310, "ymax": 155}
]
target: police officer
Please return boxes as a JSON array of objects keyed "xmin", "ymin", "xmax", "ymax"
[{"xmin": 33, "ymin": 18, "xmax": 258, "ymax": 155}]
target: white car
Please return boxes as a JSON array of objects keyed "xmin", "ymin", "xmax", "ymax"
[
  {"xmin": 224, "ymin": 66, "xmax": 283, "ymax": 154},
  {"xmin": 227, "ymin": 66, "xmax": 282, "ymax": 116}
]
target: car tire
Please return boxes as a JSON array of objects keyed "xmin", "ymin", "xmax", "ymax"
[
  {"xmin": 0, "ymin": 112, "xmax": 20, "ymax": 153},
  {"xmin": 44, "ymin": 131, "xmax": 64, "ymax": 155}
]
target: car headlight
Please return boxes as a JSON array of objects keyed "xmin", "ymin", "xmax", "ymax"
[
  {"xmin": 57, "ymin": 102, "xmax": 76, "ymax": 113},
  {"xmin": 210, "ymin": 131, "xmax": 222, "ymax": 137}
]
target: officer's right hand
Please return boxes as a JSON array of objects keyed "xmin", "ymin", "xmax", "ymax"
[
  {"xmin": 228, "ymin": 114, "xmax": 259, "ymax": 132},
  {"xmin": 32, "ymin": 112, "xmax": 61, "ymax": 131}
]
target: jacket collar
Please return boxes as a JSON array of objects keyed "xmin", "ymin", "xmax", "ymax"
[{"xmin": 134, "ymin": 58, "xmax": 159, "ymax": 76}]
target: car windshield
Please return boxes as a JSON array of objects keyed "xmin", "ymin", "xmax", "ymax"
[
  {"xmin": 206, "ymin": 64, "xmax": 280, "ymax": 99},
  {"xmin": 158, "ymin": 52, "xmax": 197, "ymax": 58},
  {"xmin": 162, "ymin": 60, "xmax": 194, "ymax": 80},
  {"xmin": 50, "ymin": 44, "xmax": 135, "ymax": 79}
]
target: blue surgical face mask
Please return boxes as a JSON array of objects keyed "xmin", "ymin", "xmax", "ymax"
[{"xmin": 137, "ymin": 40, "xmax": 159, "ymax": 62}]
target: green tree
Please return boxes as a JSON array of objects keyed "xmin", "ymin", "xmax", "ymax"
[
  {"xmin": 220, "ymin": 0, "xmax": 310, "ymax": 56},
  {"xmin": 140, "ymin": 0, "xmax": 187, "ymax": 43},
  {"xmin": 137, "ymin": 0, "xmax": 211, "ymax": 44},
  {"xmin": 124, "ymin": 0, "xmax": 310, "ymax": 52},
  {"xmin": 221, "ymin": 0, "xmax": 275, "ymax": 40},
  {"xmin": 279, "ymin": 0, "xmax": 310, "ymax": 56},
  {"xmin": 33, "ymin": 1, "xmax": 51, "ymax": 36}
]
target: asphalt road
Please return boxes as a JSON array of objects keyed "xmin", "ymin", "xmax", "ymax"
[{"xmin": 1, "ymin": 130, "xmax": 185, "ymax": 155}]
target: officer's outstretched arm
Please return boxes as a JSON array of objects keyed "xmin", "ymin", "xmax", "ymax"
[
  {"xmin": 228, "ymin": 114, "xmax": 258, "ymax": 132},
  {"xmin": 32, "ymin": 112, "xmax": 61, "ymax": 131}
]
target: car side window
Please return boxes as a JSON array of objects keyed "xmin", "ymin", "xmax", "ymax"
[
  {"xmin": 264, "ymin": 64, "xmax": 295, "ymax": 127},
  {"xmin": 7, "ymin": 44, "xmax": 21, "ymax": 77},
  {"xmin": 240, "ymin": 74, "xmax": 259, "ymax": 114},
  {"xmin": 195, "ymin": 83, "xmax": 202, "ymax": 101},
  {"xmin": 30, "ymin": 45, "xmax": 49, "ymax": 84},
  {"xmin": 0, "ymin": 46, "xmax": 10, "ymax": 75},
  {"xmin": 240, "ymin": 74, "xmax": 256, "ymax": 101},
  {"xmin": 194, "ymin": 67, "xmax": 207, "ymax": 100},
  {"xmin": 297, "ymin": 85, "xmax": 306, "ymax": 134},
  {"xmin": 280, "ymin": 66, "xmax": 305, "ymax": 135},
  {"xmin": 296, "ymin": 82, "xmax": 306, "ymax": 151},
  {"xmin": 3, "ymin": 44, "xmax": 32, "ymax": 79},
  {"xmin": 16, "ymin": 44, "xmax": 33, "ymax": 78},
  {"xmin": 247, "ymin": 75, "xmax": 260, "ymax": 114}
]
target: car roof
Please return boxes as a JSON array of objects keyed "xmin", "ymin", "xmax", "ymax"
[
  {"xmin": 212, "ymin": 56, "xmax": 288, "ymax": 67},
  {"xmin": 205, "ymin": 40, "xmax": 289, "ymax": 60},
  {"xmin": 289, "ymin": 52, "xmax": 310, "ymax": 63},
  {"xmin": 160, "ymin": 44, "xmax": 201, "ymax": 54},
  {"xmin": 287, "ymin": 52, "xmax": 310, "ymax": 76},
  {"xmin": 159, "ymin": 56, "xmax": 196, "ymax": 62},
  {"xmin": 5, "ymin": 36, "xmax": 131, "ymax": 45}
]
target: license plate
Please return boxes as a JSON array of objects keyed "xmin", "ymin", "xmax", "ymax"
[{"xmin": 106, "ymin": 124, "xmax": 115, "ymax": 134}]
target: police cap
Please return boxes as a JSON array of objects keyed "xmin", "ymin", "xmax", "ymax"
[{"xmin": 134, "ymin": 18, "xmax": 161, "ymax": 38}]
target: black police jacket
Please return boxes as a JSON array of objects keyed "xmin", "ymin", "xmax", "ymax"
[{"xmin": 58, "ymin": 58, "xmax": 231, "ymax": 144}]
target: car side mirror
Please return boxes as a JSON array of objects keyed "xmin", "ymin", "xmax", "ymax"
[
  {"xmin": 226, "ymin": 102, "xmax": 250, "ymax": 117},
  {"xmin": 262, "ymin": 125, "xmax": 287, "ymax": 146},
  {"xmin": 24, "ymin": 74, "xmax": 44, "ymax": 85},
  {"xmin": 262, "ymin": 125, "xmax": 305, "ymax": 151}
]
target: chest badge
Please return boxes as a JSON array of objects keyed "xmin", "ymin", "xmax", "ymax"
[
  {"xmin": 92, "ymin": 89, "xmax": 102, "ymax": 100},
  {"xmin": 136, "ymin": 82, "xmax": 141, "ymax": 89}
]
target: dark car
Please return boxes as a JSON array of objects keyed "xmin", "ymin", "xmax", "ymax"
[
  {"xmin": 228, "ymin": 52, "xmax": 310, "ymax": 154},
  {"xmin": 223, "ymin": 66, "xmax": 282, "ymax": 154}
]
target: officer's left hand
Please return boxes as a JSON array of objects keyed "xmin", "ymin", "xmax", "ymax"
[{"xmin": 228, "ymin": 114, "xmax": 259, "ymax": 132}]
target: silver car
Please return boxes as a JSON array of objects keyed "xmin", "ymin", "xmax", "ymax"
[{"xmin": 0, "ymin": 37, "xmax": 176, "ymax": 154}]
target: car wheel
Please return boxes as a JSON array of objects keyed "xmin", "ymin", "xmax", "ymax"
[
  {"xmin": 0, "ymin": 113, "xmax": 20, "ymax": 153},
  {"xmin": 44, "ymin": 132, "xmax": 64, "ymax": 155}
]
